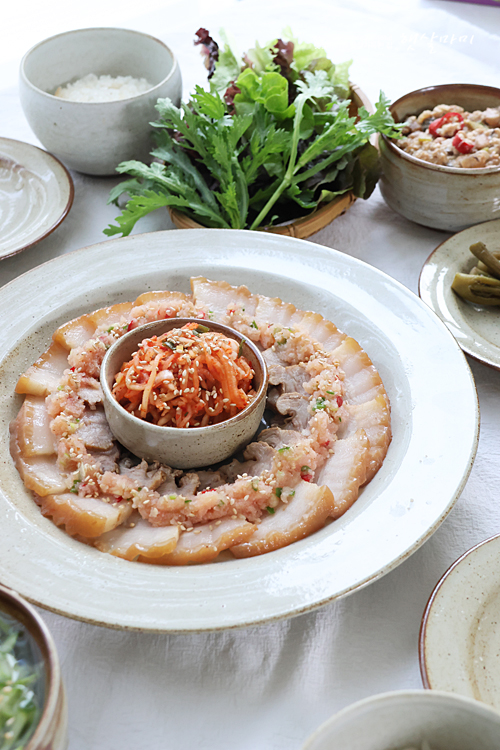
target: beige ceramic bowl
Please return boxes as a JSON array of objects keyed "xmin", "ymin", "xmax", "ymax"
[
  {"xmin": 101, "ymin": 318, "xmax": 268, "ymax": 469},
  {"xmin": 19, "ymin": 27, "xmax": 182, "ymax": 175},
  {"xmin": 379, "ymin": 83, "xmax": 500, "ymax": 231},
  {"xmin": 0, "ymin": 583, "xmax": 67, "ymax": 750},
  {"xmin": 301, "ymin": 690, "xmax": 500, "ymax": 750}
]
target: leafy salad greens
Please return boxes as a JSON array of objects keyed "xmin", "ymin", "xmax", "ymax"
[{"xmin": 104, "ymin": 28, "xmax": 401, "ymax": 236}]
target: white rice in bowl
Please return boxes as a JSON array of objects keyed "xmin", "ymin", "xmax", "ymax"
[{"xmin": 54, "ymin": 73, "xmax": 153, "ymax": 102}]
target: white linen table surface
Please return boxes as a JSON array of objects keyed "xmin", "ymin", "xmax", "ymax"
[{"xmin": 1, "ymin": 1, "xmax": 500, "ymax": 748}]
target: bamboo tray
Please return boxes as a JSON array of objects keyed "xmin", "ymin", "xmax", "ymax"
[{"xmin": 169, "ymin": 83, "xmax": 372, "ymax": 240}]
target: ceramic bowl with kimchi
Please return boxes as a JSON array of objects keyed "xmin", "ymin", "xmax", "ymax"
[
  {"xmin": 379, "ymin": 83, "xmax": 500, "ymax": 231},
  {"xmin": 101, "ymin": 318, "xmax": 268, "ymax": 469}
]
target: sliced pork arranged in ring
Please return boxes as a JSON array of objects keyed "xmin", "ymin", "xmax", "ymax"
[{"xmin": 9, "ymin": 278, "xmax": 391, "ymax": 564}]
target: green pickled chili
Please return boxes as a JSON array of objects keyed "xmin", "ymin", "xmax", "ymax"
[
  {"xmin": 469, "ymin": 242, "xmax": 500, "ymax": 279},
  {"xmin": 452, "ymin": 272, "xmax": 500, "ymax": 305},
  {"xmin": 0, "ymin": 616, "xmax": 41, "ymax": 750}
]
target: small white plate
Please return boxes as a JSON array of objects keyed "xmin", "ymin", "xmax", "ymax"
[
  {"xmin": 0, "ymin": 229, "xmax": 478, "ymax": 631},
  {"xmin": 0, "ymin": 137, "xmax": 73, "ymax": 260},
  {"xmin": 419, "ymin": 218, "xmax": 500, "ymax": 370},
  {"xmin": 420, "ymin": 534, "xmax": 500, "ymax": 710}
]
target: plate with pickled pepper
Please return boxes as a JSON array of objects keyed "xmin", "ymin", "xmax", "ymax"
[{"xmin": 419, "ymin": 218, "xmax": 500, "ymax": 370}]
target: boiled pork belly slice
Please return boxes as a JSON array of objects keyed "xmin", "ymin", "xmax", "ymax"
[
  {"xmin": 230, "ymin": 480, "xmax": 335, "ymax": 558},
  {"xmin": 13, "ymin": 395, "xmax": 56, "ymax": 457},
  {"xmin": 330, "ymin": 337, "xmax": 387, "ymax": 405},
  {"xmin": 15, "ymin": 342, "xmax": 69, "ymax": 397},
  {"xmin": 38, "ymin": 493, "xmax": 132, "ymax": 538},
  {"xmin": 52, "ymin": 314, "xmax": 97, "ymax": 351},
  {"xmin": 94, "ymin": 514, "xmax": 179, "ymax": 562},
  {"xmin": 133, "ymin": 290, "xmax": 193, "ymax": 306},
  {"xmin": 145, "ymin": 518, "xmax": 256, "ymax": 565},
  {"xmin": 254, "ymin": 293, "xmax": 302, "ymax": 328},
  {"xmin": 191, "ymin": 277, "xmax": 258, "ymax": 322},
  {"xmin": 340, "ymin": 395, "xmax": 392, "ymax": 484},
  {"xmin": 77, "ymin": 408, "xmax": 115, "ymax": 450},
  {"xmin": 316, "ymin": 430, "xmax": 370, "ymax": 519},
  {"xmin": 87, "ymin": 301, "xmax": 134, "ymax": 329},
  {"xmin": 118, "ymin": 458, "xmax": 167, "ymax": 490},
  {"xmin": 294, "ymin": 310, "xmax": 346, "ymax": 351},
  {"xmin": 10, "ymin": 422, "xmax": 68, "ymax": 496}
]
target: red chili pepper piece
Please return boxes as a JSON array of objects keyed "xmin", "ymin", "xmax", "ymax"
[
  {"xmin": 452, "ymin": 132, "xmax": 474, "ymax": 154},
  {"xmin": 300, "ymin": 466, "xmax": 312, "ymax": 482},
  {"xmin": 127, "ymin": 320, "xmax": 135, "ymax": 332},
  {"xmin": 336, "ymin": 396, "xmax": 343, "ymax": 408},
  {"xmin": 428, "ymin": 111, "xmax": 464, "ymax": 137}
]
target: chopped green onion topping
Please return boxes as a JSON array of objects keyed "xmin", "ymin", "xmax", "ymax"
[
  {"xmin": 251, "ymin": 479, "xmax": 259, "ymax": 491},
  {"xmin": 275, "ymin": 488, "xmax": 282, "ymax": 498},
  {"xmin": 169, "ymin": 494, "xmax": 177, "ymax": 499},
  {"xmin": 250, "ymin": 320, "xmax": 258, "ymax": 329},
  {"xmin": 326, "ymin": 390, "xmax": 335, "ymax": 395},
  {"xmin": 0, "ymin": 616, "xmax": 41, "ymax": 749},
  {"xmin": 195, "ymin": 324, "xmax": 210, "ymax": 333},
  {"xmin": 266, "ymin": 506, "xmax": 275, "ymax": 514},
  {"xmin": 278, "ymin": 446, "xmax": 291, "ymax": 453},
  {"xmin": 289, "ymin": 490, "xmax": 295, "ymax": 497},
  {"xmin": 69, "ymin": 479, "xmax": 80, "ymax": 494},
  {"xmin": 313, "ymin": 397, "xmax": 327, "ymax": 411},
  {"xmin": 184, "ymin": 499, "xmax": 191, "ymax": 504},
  {"xmin": 106, "ymin": 326, "xmax": 115, "ymax": 332}
]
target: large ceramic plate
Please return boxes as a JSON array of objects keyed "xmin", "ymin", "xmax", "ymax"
[
  {"xmin": 0, "ymin": 137, "xmax": 74, "ymax": 260},
  {"xmin": 0, "ymin": 229, "xmax": 479, "ymax": 632},
  {"xmin": 419, "ymin": 219, "xmax": 500, "ymax": 370},
  {"xmin": 420, "ymin": 534, "xmax": 500, "ymax": 711}
]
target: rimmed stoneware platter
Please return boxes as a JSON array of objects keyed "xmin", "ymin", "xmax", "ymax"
[
  {"xmin": 0, "ymin": 137, "xmax": 74, "ymax": 260},
  {"xmin": 0, "ymin": 229, "xmax": 478, "ymax": 632},
  {"xmin": 419, "ymin": 218, "xmax": 500, "ymax": 370},
  {"xmin": 420, "ymin": 534, "xmax": 500, "ymax": 709}
]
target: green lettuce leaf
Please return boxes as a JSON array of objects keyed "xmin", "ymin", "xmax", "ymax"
[{"xmin": 234, "ymin": 69, "xmax": 295, "ymax": 119}]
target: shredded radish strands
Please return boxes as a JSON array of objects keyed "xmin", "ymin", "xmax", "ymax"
[{"xmin": 112, "ymin": 323, "xmax": 256, "ymax": 427}]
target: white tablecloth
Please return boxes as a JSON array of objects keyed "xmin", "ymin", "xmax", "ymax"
[{"xmin": 2, "ymin": 1, "xmax": 500, "ymax": 748}]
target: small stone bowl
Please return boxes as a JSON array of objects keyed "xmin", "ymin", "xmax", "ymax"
[
  {"xmin": 301, "ymin": 689, "xmax": 500, "ymax": 750},
  {"xmin": 19, "ymin": 27, "xmax": 182, "ymax": 175},
  {"xmin": 0, "ymin": 583, "xmax": 67, "ymax": 750},
  {"xmin": 379, "ymin": 83, "xmax": 500, "ymax": 231},
  {"xmin": 101, "ymin": 318, "xmax": 268, "ymax": 469}
]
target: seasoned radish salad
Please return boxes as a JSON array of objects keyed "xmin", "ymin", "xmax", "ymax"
[
  {"xmin": 10, "ymin": 278, "xmax": 391, "ymax": 565},
  {"xmin": 112, "ymin": 322, "xmax": 256, "ymax": 427},
  {"xmin": 397, "ymin": 104, "xmax": 500, "ymax": 168}
]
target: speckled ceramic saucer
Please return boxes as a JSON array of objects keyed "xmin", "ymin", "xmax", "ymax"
[
  {"xmin": 420, "ymin": 534, "xmax": 500, "ymax": 710},
  {"xmin": 0, "ymin": 137, "xmax": 73, "ymax": 260},
  {"xmin": 419, "ymin": 218, "xmax": 500, "ymax": 370}
]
